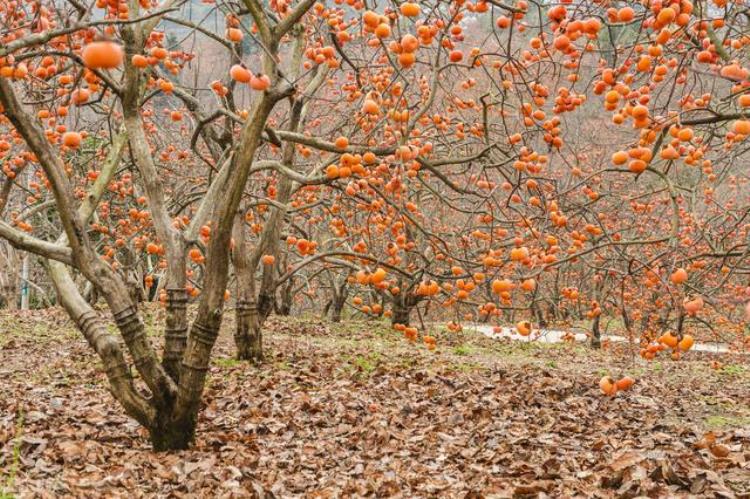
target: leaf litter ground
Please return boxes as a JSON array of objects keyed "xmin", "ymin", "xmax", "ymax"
[{"xmin": 1, "ymin": 307, "xmax": 749, "ymax": 498}]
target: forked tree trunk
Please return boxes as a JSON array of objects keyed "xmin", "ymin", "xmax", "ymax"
[
  {"xmin": 330, "ymin": 296, "xmax": 346, "ymax": 322},
  {"xmin": 390, "ymin": 294, "xmax": 418, "ymax": 327},
  {"xmin": 148, "ymin": 411, "xmax": 196, "ymax": 451},
  {"xmin": 230, "ymin": 73, "xmax": 312, "ymax": 358},
  {"xmin": 391, "ymin": 304, "xmax": 411, "ymax": 326},
  {"xmin": 45, "ymin": 260, "xmax": 155, "ymax": 429},
  {"xmin": 329, "ymin": 278, "xmax": 348, "ymax": 322}
]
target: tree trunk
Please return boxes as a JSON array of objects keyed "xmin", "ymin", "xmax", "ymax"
[
  {"xmin": 235, "ymin": 300, "xmax": 263, "ymax": 362},
  {"xmin": 329, "ymin": 279, "xmax": 348, "ymax": 322},
  {"xmin": 163, "ymin": 287, "xmax": 189, "ymax": 380},
  {"xmin": 0, "ymin": 280, "xmax": 16, "ymax": 309},
  {"xmin": 532, "ymin": 300, "xmax": 547, "ymax": 328},
  {"xmin": 591, "ymin": 313, "xmax": 601, "ymax": 349},
  {"xmin": 149, "ymin": 412, "xmax": 195, "ymax": 451},
  {"xmin": 277, "ymin": 277, "xmax": 293, "ymax": 316},
  {"xmin": 676, "ymin": 308, "xmax": 685, "ymax": 337},
  {"xmin": 391, "ymin": 305, "xmax": 410, "ymax": 326},
  {"xmin": 232, "ymin": 213, "xmax": 264, "ymax": 363},
  {"xmin": 330, "ymin": 293, "xmax": 346, "ymax": 322},
  {"xmin": 391, "ymin": 294, "xmax": 417, "ymax": 327}
]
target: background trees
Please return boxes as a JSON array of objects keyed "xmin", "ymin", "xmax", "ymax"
[{"xmin": 1, "ymin": 0, "xmax": 749, "ymax": 449}]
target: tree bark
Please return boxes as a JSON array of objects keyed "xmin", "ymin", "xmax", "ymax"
[
  {"xmin": 149, "ymin": 412, "xmax": 195, "ymax": 451},
  {"xmin": 277, "ymin": 278, "xmax": 293, "ymax": 316},
  {"xmin": 391, "ymin": 294, "xmax": 418, "ymax": 327},
  {"xmin": 330, "ymin": 284, "xmax": 347, "ymax": 322},
  {"xmin": 232, "ymin": 212, "xmax": 264, "ymax": 362},
  {"xmin": 170, "ymin": 95, "xmax": 278, "ymax": 440},
  {"xmin": 0, "ymin": 247, "xmax": 18, "ymax": 309},
  {"xmin": 46, "ymin": 260, "xmax": 155, "ymax": 428},
  {"xmin": 235, "ymin": 300, "xmax": 263, "ymax": 362},
  {"xmin": 591, "ymin": 313, "xmax": 601, "ymax": 349}
]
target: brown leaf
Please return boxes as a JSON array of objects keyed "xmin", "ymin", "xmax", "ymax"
[{"xmin": 609, "ymin": 450, "xmax": 645, "ymax": 472}]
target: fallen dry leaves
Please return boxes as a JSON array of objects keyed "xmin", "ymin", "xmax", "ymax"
[{"xmin": 1, "ymin": 308, "xmax": 749, "ymax": 497}]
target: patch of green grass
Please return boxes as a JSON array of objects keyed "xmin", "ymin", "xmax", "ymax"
[
  {"xmin": 453, "ymin": 361, "xmax": 486, "ymax": 373},
  {"xmin": 214, "ymin": 358, "xmax": 242, "ymax": 368},
  {"xmin": 273, "ymin": 360, "xmax": 291, "ymax": 371},
  {"xmin": 351, "ymin": 352, "xmax": 380, "ymax": 375},
  {"xmin": 397, "ymin": 357, "xmax": 419, "ymax": 369},
  {"xmin": 453, "ymin": 344, "xmax": 473, "ymax": 356},
  {"xmin": 719, "ymin": 364, "xmax": 746, "ymax": 376},
  {"xmin": 705, "ymin": 415, "xmax": 750, "ymax": 429}
]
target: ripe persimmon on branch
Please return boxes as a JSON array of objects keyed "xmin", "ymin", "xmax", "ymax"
[{"xmin": 1, "ymin": 0, "xmax": 750, "ymax": 450}]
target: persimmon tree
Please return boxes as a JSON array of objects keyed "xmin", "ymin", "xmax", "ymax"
[{"xmin": 0, "ymin": 0, "xmax": 329, "ymax": 449}]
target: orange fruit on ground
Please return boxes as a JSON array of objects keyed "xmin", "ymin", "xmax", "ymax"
[
  {"xmin": 615, "ymin": 376, "xmax": 635, "ymax": 391},
  {"xmin": 599, "ymin": 376, "xmax": 618, "ymax": 395},
  {"xmin": 515, "ymin": 320, "xmax": 531, "ymax": 336}
]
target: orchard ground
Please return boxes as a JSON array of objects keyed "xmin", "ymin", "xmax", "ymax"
[{"xmin": 1, "ymin": 307, "xmax": 749, "ymax": 497}]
